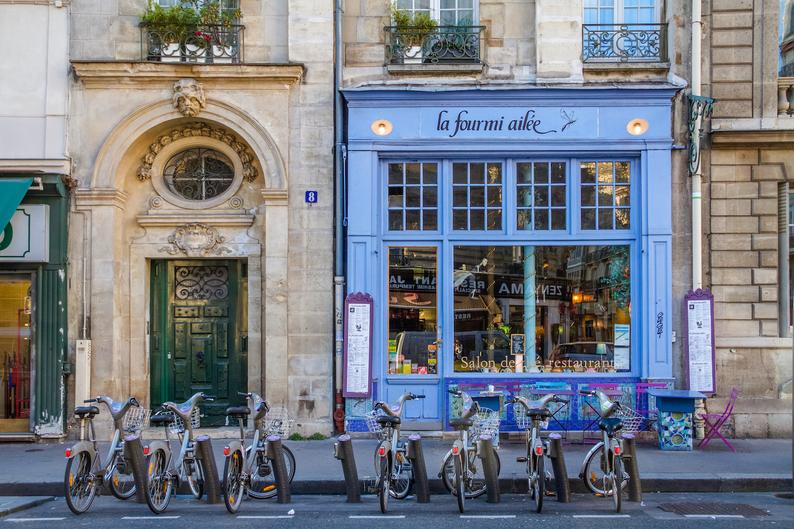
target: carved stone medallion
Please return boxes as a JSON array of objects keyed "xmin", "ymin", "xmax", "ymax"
[
  {"xmin": 159, "ymin": 223, "xmax": 232, "ymax": 257},
  {"xmin": 172, "ymin": 79, "xmax": 206, "ymax": 117}
]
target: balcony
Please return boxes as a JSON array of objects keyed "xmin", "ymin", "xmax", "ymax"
[
  {"xmin": 141, "ymin": 23, "xmax": 244, "ymax": 64},
  {"xmin": 582, "ymin": 23, "xmax": 667, "ymax": 63},
  {"xmin": 385, "ymin": 25, "xmax": 485, "ymax": 72},
  {"xmin": 779, "ymin": 78, "xmax": 794, "ymax": 115}
]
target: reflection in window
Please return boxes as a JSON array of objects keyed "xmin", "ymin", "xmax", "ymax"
[
  {"xmin": 452, "ymin": 162, "xmax": 503, "ymax": 231},
  {"xmin": 388, "ymin": 247, "xmax": 439, "ymax": 375},
  {"xmin": 453, "ymin": 245, "xmax": 631, "ymax": 374},
  {"xmin": 517, "ymin": 161, "xmax": 567, "ymax": 231},
  {"xmin": 580, "ymin": 161, "xmax": 631, "ymax": 230},
  {"xmin": 388, "ymin": 162, "xmax": 439, "ymax": 231}
]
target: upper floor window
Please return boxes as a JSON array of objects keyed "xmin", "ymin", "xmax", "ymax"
[
  {"xmin": 584, "ymin": 0, "xmax": 658, "ymax": 24},
  {"xmin": 582, "ymin": 0, "xmax": 665, "ymax": 62},
  {"xmin": 164, "ymin": 148, "xmax": 235, "ymax": 201},
  {"xmin": 394, "ymin": 0, "xmax": 477, "ymax": 24}
]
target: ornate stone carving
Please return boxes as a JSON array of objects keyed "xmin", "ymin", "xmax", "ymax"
[
  {"xmin": 228, "ymin": 196, "xmax": 244, "ymax": 209},
  {"xmin": 137, "ymin": 123, "xmax": 258, "ymax": 183},
  {"xmin": 172, "ymin": 79, "xmax": 206, "ymax": 117},
  {"xmin": 159, "ymin": 223, "xmax": 232, "ymax": 257}
]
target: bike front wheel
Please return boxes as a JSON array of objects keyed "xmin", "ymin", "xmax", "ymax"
[
  {"xmin": 246, "ymin": 444, "xmax": 297, "ymax": 499},
  {"xmin": 390, "ymin": 446, "xmax": 413, "ymax": 499},
  {"xmin": 441, "ymin": 449, "xmax": 501, "ymax": 499},
  {"xmin": 108, "ymin": 453, "xmax": 137, "ymax": 500},
  {"xmin": 582, "ymin": 443, "xmax": 629, "ymax": 496},
  {"xmin": 64, "ymin": 451, "xmax": 97, "ymax": 515},
  {"xmin": 223, "ymin": 448, "xmax": 245, "ymax": 514},
  {"xmin": 378, "ymin": 454, "xmax": 390, "ymax": 513},
  {"xmin": 531, "ymin": 454, "xmax": 545, "ymax": 513},
  {"xmin": 186, "ymin": 456, "xmax": 204, "ymax": 500},
  {"xmin": 454, "ymin": 453, "xmax": 465, "ymax": 513},
  {"xmin": 611, "ymin": 457, "xmax": 624, "ymax": 513},
  {"xmin": 146, "ymin": 449, "xmax": 173, "ymax": 514}
]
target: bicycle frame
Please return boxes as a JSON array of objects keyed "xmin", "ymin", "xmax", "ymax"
[{"xmin": 67, "ymin": 399, "xmax": 126, "ymax": 478}]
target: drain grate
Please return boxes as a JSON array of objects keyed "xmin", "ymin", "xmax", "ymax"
[{"xmin": 659, "ymin": 502, "xmax": 769, "ymax": 517}]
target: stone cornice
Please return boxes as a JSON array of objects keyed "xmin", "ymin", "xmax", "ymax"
[
  {"xmin": 71, "ymin": 61, "xmax": 305, "ymax": 89},
  {"xmin": 260, "ymin": 189, "xmax": 289, "ymax": 204},
  {"xmin": 0, "ymin": 158, "xmax": 71, "ymax": 174},
  {"xmin": 710, "ymin": 128, "xmax": 794, "ymax": 147},
  {"xmin": 137, "ymin": 209, "xmax": 255, "ymax": 228},
  {"xmin": 74, "ymin": 188, "xmax": 128, "ymax": 209}
]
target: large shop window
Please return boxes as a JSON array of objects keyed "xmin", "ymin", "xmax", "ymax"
[{"xmin": 453, "ymin": 245, "xmax": 632, "ymax": 374}]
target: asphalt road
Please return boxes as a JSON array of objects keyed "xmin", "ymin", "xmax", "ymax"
[{"xmin": 3, "ymin": 492, "xmax": 794, "ymax": 528}]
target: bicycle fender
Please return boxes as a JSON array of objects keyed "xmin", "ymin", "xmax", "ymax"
[
  {"xmin": 438, "ymin": 448, "xmax": 453, "ymax": 477},
  {"xmin": 578, "ymin": 441, "xmax": 605, "ymax": 479},
  {"xmin": 226, "ymin": 440, "xmax": 244, "ymax": 458},
  {"xmin": 377, "ymin": 440, "xmax": 392, "ymax": 458},
  {"xmin": 66, "ymin": 441, "xmax": 95, "ymax": 460},
  {"xmin": 146, "ymin": 440, "xmax": 172, "ymax": 467}
]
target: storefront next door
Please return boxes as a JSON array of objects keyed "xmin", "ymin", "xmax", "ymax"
[
  {"xmin": 0, "ymin": 274, "xmax": 33, "ymax": 433},
  {"xmin": 150, "ymin": 260, "xmax": 247, "ymax": 426}
]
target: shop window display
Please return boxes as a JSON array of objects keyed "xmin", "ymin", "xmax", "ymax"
[
  {"xmin": 453, "ymin": 245, "xmax": 631, "ymax": 374},
  {"xmin": 0, "ymin": 276, "xmax": 32, "ymax": 430}
]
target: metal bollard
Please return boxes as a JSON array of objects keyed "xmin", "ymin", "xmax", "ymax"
[
  {"xmin": 477, "ymin": 434, "xmax": 500, "ymax": 504},
  {"xmin": 622, "ymin": 434, "xmax": 642, "ymax": 502},
  {"xmin": 266, "ymin": 435, "xmax": 292, "ymax": 504},
  {"xmin": 333, "ymin": 434, "xmax": 361, "ymax": 503},
  {"xmin": 195, "ymin": 435, "xmax": 222, "ymax": 504},
  {"xmin": 406, "ymin": 434, "xmax": 430, "ymax": 503},
  {"xmin": 123, "ymin": 434, "xmax": 148, "ymax": 503},
  {"xmin": 547, "ymin": 433, "xmax": 571, "ymax": 503}
]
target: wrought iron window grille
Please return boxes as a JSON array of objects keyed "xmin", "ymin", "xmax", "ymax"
[
  {"xmin": 582, "ymin": 23, "xmax": 667, "ymax": 63},
  {"xmin": 687, "ymin": 95, "xmax": 716, "ymax": 177},
  {"xmin": 385, "ymin": 25, "xmax": 485, "ymax": 65},
  {"xmin": 141, "ymin": 22, "xmax": 244, "ymax": 64}
]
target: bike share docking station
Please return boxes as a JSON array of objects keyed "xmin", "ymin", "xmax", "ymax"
[
  {"xmin": 195, "ymin": 435, "xmax": 223, "ymax": 504},
  {"xmin": 122, "ymin": 434, "xmax": 149, "ymax": 504},
  {"xmin": 334, "ymin": 434, "xmax": 361, "ymax": 503},
  {"xmin": 266, "ymin": 435, "xmax": 293, "ymax": 503}
]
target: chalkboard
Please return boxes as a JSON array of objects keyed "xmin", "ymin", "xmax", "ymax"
[
  {"xmin": 343, "ymin": 292, "xmax": 374, "ymax": 398},
  {"xmin": 683, "ymin": 289, "xmax": 716, "ymax": 395}
]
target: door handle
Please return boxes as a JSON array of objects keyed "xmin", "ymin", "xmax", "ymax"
[{"xmin": 196, "ymin": 350, "xmax": 204, "ymax": 365}]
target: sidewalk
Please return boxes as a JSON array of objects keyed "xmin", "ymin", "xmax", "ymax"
[{"xmin": 0, "ymin": 437, "xmax": 790, "ymax": 496}]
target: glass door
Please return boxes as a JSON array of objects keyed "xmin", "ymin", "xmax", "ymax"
[
  {"xmin": 0, "ymin": 274, "xmax": 32, "ymax": 433},
  {"xmin": 384, "ymin": 245, "xmax": 442, "ymax": 427}
]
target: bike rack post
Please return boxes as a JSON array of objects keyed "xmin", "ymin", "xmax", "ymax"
[
  {"xmin": 622, "ymin": 434, "xmax": 642, "ymax": 502},
  {"xmin": 123, "ymin": 434, "xmax": 148, "ymax": 503},
  {"xmin": 333, "ymin": 434, "xmax": 361, "ymax": 503},
  {"xmin": 477, "ymin": 434, "xmax": 500, "ymax": 504},
  {"xmin": 406, "ymin": 434, "xmax": 430, "ymax": 503},
  {"xmin": 195, "ymin": 435, "xmax": 222, "ymax": 504},
  {"xmin": 546, "ymin": 433, "xmax": 571, "ymax": 503},
  {"xmin": 266, "ymin": 435, "xmax": 292, "ymax": 504}
]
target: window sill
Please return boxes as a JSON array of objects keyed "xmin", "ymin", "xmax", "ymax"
[
  {"xmin": 583, "ymin": 61, "xmax": 670, "ymax": 74},
  {"xmin": 387, "ymin": 63, "xmax": 484, "ymax": 75}
]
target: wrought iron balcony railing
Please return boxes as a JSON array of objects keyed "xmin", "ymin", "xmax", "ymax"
[
  {"xmin": 385, "ymin": 25, "xmax": 485, "ymax": 65},
  {"xmin": 141, "ymin": 23, "xmax": 244, "ymax": 64},
  {"xmin": 582, "ymin": 23, "xmax": 667, "ymax": 63}
]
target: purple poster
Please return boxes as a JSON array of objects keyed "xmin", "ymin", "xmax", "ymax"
[
  {"xmin": 343, "ymin": 292, "xmax": 374, "ymax": 398},
  {"xmin": 683, "ymin": 289, "xmax": 716, "ymax": 395}
]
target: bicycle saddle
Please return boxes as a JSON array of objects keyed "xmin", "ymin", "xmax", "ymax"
[
  {"xmin": 449, "ymin": 417, "xmax": 474, "ymax": 430},
  {"xmin": 598, "ymin": 417, "xmax": 623, "ymax": 435},
  {"xmin": 74, "ymin": 405, "xmax": 99, "ymax": 418},
  {"xmin": 150, "ymin": 414, "xmax": 174, "ymax": 426},
  {"xmin": 376, "ymin": 415, "xmax": 401, "ymax": 426},
  {"xmin": 526, "ymin": 408, "xmax": 552, "ymax": 418},
  {"xmin": 226, "ymin": 406, "xmax": 250, "ymax": 417}
]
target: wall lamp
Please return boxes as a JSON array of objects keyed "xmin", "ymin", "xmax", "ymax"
[
  {"xmin": 371, "ymin": 119, "xmax": 393, "ymax": 136},
  {"xmin": 626, "ymin": 118, "xmax": 649, "ymax": 136}
]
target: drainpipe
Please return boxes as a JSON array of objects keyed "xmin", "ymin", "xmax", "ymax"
[
  {"xmin": 332, "ymin": 0, "xmax": 347, "ymax": 434},
  {"xmin": 691, "ymin": 0, "xmax": 703, "ymax": 290}
]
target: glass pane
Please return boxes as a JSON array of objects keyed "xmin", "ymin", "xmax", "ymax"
[
  {"xmin": 551, "ymin": 185, "xmax": 566, "ymax": 207},
  {"xmin": 440, "ymin": 11, "xmax": 456, "ymax": 25},
  {"xmin": 518, "ymin": 187, "xmax": 533, "ymax": 207},
  {"xmin": 518, "ymin": 163, "xmax": 532, "ymax": 184},
  {"xmin": 405, "ymin": 163, "xmax": 421, "ymax": 185},
  {"xmin": 581, "ymin": 208, "xmax": 596, "ymax": 229},
  {"xmin": 423, "ymin": 210, "xmax": 438, "ymax": 230},
  {"xmin": 452, "ymin": 245, "xmax": 631, "ymax": 374},
  {"xmin": 487, "ymin": 164, "xmax": 502, "ymax": 184},
  {"xmin": 615, "ymin": 161, "xmax": 630, "ymax": 183},
  {"xmin": 615, "ymin": 208, "xmax": 631, "ymax": 229},
  {"xmin": 615, "ymin": 186, "xmax": 630, "ymax": 207},
  {"xmin": 598, "ymin": 162, "xmax": 614, "ymax": 183},
  {"xmin": 534, "ymin": 187, "xmax": 549, "ymax": 207},
  {"xmin": 551, "ymin": 209, "xmax": 566, "ymax": 230},
  {"xmin": 453, "ymin": 209, "xmax": 468, "ymax": 230},
  {"xmin": 405, "ymin": 186, "xmax": 421, "ymax": 208},
  {"xmin": 389, "ymin": 210, "xmax": 403, "ymax": 231},
  {"xmin": 581, "ymin": 185, "xmax": 596, "ymax": 206},
  {"xmin": 0, "ymin": 276, "xmax": 33, "ymax": 427},
  {"xmin": 534, "ymin": 163, "xmax": 549, "ymax": 183},
  {"xmin": 453, "ymin": 186, "xmax": 468, "ymax": 207},
  {"xmin": 487, "ymin": 185, "xmax": 502, "ymax": 207},
  {"xmin": 453, "ymin": 163, "xmax": 468, "ymax": 184},
  {"xmin": 388, "ymin": 186, "xmax": 404, "ymax": 208},
  {"xmin": 598, "ymin": 208, "xmax": 614, "ymax": 229},
  {"xmin": 534, "ymin": 209, "xmax": 549, "ymax": 230},
  {"xmin": 598, "ymin": 185, "xmax": 614, "ymax": 206},
  {"xmin": 423, "ymin": 185, "xmax": 438, "ymax": 207},
  {"xmin": 487, "ymin": 209, "xmax": 502, "ymax": 231},
  {"xmin": 581, "ymin": 162, "xmax": 596, "ymax": 183},
  {"xmin": 388, "ymin": 247, "xmax": 438, "ymax": 375},
  {"xmin": 551, "ymin": 162, "xmax": 566, "ymax": 183},
  {"xmin": 470, "ymin": 186, "xmax": 485, "ymax": 207},
  {"xmin": 389, "ymin": 163, "xmax": 403, "ymax": 185},
  {"xmin": 405, "ymin": 209, "xmax": 421, "ymax": 230},
  {"xmin": 470, "ymin": 163, "xmax": 485, "ymax": 184},
  {"xmin": 423, "ymin": 163, "xmax": 438, "ymax": 184},
  {"xmin": 517, "ymin": 209, "xmax": 531, "ymax": 230},
  {"xmin": 470, "ymin": 209, "xmax": 485, "ymax": 230}
]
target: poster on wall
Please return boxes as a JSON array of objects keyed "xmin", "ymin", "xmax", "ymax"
[
  {"xmin": 683, "ymin": 289, "xmax": 716, "ymax": 395},
  {"xmin": 343, "ymin": 292, "xmax": 374, "ymax": 398},
  {"xmin": 613, "ymin": 323, "xmax": 630, "ymax": 371}
]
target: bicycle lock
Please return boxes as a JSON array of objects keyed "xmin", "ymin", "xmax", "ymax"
[
  {"xmin": 123, "ymin": 434, "xmax": 149, "ymax": 504},
  {"xmin": 547, "ymin": 433, "xmax": 571, "ymax": 502},
  {"xmin": 266, "ymin": 435, "xmax": 292, "ymax": 503},
  {"xmin": 406, "ymin": 434, "xmax": 430, "ymax": 503},
  {"xmin": 195, "ymin": 435, "xmax": 222, "ymax": 504},
  {"xmin": 477, "ymin": 435, "xmax": 500, "ymax": 503},
  {"xmin": 333, "ymin": 434, "xmax": 361, "ymax": 503},
  {"xmin": 622, "ymin": 434, "xmax": 642, "ymax": 502}
]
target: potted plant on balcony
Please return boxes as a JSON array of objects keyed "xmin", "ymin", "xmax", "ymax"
[{"xmin": 390, "ymin": 7, "xmax": 438, "ymax": 64}]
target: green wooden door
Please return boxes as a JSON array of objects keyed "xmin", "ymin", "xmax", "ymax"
[{"xmin": 150, "ymin": 260, "xmax": 247, "ymax": 426}]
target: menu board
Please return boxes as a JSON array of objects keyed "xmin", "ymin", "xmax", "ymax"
[
  {"xmin": 343, "ymin": 292, "xmax": 373, "ymax": 397},
  {"xmin": 684, "ymin": 289, "xmax": 716, "ymax": 395}
]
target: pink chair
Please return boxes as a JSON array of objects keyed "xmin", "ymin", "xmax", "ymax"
[{"xmin": 697, "ymin": 388, "xmax": 739, "ymax": 452}]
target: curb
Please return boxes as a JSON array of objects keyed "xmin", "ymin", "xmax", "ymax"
[{"xmin": 0, "ymin": 497, "xmax": 55, "ymax": 517}]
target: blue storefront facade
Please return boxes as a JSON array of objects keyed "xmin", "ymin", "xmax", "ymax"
[{"xmin": 343, "ymin": 87, "xmax": 678, "ymax": 432}]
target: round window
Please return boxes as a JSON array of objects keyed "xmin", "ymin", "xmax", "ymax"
[{"xmin": 163, "ymin": 148, "xmax": 235, "ymax": 201}]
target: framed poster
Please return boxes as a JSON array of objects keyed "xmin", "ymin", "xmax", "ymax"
[
  {"xmin": 343, "ymin": 292, "xmax": 374, "ymax": 398},
  {"xmin": 683, "ymin": 289, "xmax": 716, "ymax": 395}
]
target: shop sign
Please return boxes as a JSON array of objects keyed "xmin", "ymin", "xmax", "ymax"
[
  {"xmin": 0, "ymin": 205, "xmax": 49, "ymax": 262},
  {"xmin": 425, "ymin": 107, "xmax": 588, "ymax": 139},
  {"xmin": 453, "ymin": 272, "xmax": 570, "ymax": 300}
]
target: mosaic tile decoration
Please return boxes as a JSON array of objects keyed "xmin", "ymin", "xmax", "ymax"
[{"xmin": 657, "ymin": 411, "xmax": 693, "ymax": 451}]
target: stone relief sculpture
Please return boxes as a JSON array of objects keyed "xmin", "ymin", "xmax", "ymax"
[
  {"xmin": 172, "ymin": 78, "xmax": 206, "ymax": 117},
  {"xmin": 159, "ymin": 223, "xmax": 232, "ymax": 257}
]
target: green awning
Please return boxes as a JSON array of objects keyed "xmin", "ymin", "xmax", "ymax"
[{"xmin": 0, "ymin": 177, "xmax": 33, "ymax": 231}]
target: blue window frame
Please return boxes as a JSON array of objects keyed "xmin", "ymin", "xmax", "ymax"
[
  {"xmin": 387, "ymin": 162, "xmax": 439, "ymax": 231},
  {"xmin": 451, "ymin": 161, "xmax": 503, "ymax": 231},
  {"xmin": 580, "ymin": 161, "xmax": 631, "ymax": 231},
  {"xmin": 516, "ymin": 161, "xmax": 567, "ymax": 231}
]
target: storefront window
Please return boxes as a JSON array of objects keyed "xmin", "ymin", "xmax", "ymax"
[
  {"xmin": 388, "ymin": 162, "xmax": 439, "ymax": 231},
  {"xmin": 517, "ymin": 161, "xmax": 567, "ymax": 231},
  {"xmin": 452, "ymin": 162, "xmax": 503, "ymax": 231},
  {"xmin": 453, "ymin": 245, "xmax": 631, "ymax": 374},
  {"xmin": 0, "ymin": 275, "xmax": 32, "ymax": 429},
  {"xmin": 388, "ymin": 247, "xmax": 439, "ymax": 375},
  {"xmin": 580, "ymin": 161, "xmax": 631, "ymax": 230}
]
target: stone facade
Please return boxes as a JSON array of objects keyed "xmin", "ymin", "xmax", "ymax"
[
  {"xmin": 701, "ymin": 0, "xmax": 793, "ymax": 437},
  {"xmin": 66, "ymin": 0, "xmax": 334, "ymax": 435}
]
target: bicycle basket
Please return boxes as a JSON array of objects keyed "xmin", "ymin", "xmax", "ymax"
[
  {"xmin": 513, "ymin": 404, "xmax": 532, "ymax": 431},
  {"xmin": 616, "ymin": 405, "xmax": 645, "ymax": 434},
  {"xmin": 166, "ymin": 408, "xmax": 201, "ymax": 435},
  {"xmin": 263, "ymin": 407, "xmax": 293, "ymax": 438},
  {"xmin": 122, "ymin": 407, "xmax": 151, "ymax": 434},
  {"xmin": 471, "ymin": 409, "xmax": 500, "ymax": 440},
  {"xmin": 365, "ymin": 410, "xmax": 384, "ymax": 435}
]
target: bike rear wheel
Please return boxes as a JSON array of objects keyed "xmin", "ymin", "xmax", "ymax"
[
  {"xmin": 146, "ymin": 449, "xmax": 173, "ymax": 514},
  {"xmin": 186, "ymin": 455, "xmax": 204, "ymax": 500},
  {"xmin": 532, "ymin": 454, "xmax": 545, "ymax": 513},
  {"xmin": 582, "ymin": 443, "xmax": 629, "ymax": 496},
  {"xmin": 390, "ymin": 447, "xmax": 413, "ymax": 499},
  {"xmin": 108, "ymin": 453, "xmax": 137, "ymax": 500},
  {"xmin": 612, "ymin": 457, "xmax": 623, "ymax": 513},
  {"xmin": 454, "ymin": 453, "xmax": 465, "ymax": 513},
  {"xmin": 64, "ymin": 451, "xmax": 97, "ymax": 515},
  {"xmin": 378, "ymin": 454, "xmax": 390, "ymax": 513},
  {"xmin": 223, "ymin": 449, "xmax": 245, "ymax": 514},
  {"xmin": 246, "ymin": 444, "xmax": 297, "ymax": 499}
]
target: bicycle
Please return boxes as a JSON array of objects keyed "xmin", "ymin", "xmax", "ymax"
[
  {"xmin": 440, "ymin": 389, "xmax": 502, "ymax": 513},
  {"xmin": 577, "ymin": 389, "xmax": 629, "ymax": 513},
  {"xmin": 221, "ymin": 392, "xmax": 297, "ymax": 513},
  {"xmin": 368, "ymin": 392, "xmax": 424, "ymax": 513},
  {"xmin": 63, "ymin": 395, "xmax": 148, "ymax": 514},
  {"xmin": 510, "ymin": 393, "xmax": 566, "ymax": 513},
  {"xmin": 144, "ymin": 392, "xmax": 215, "ymax": 514}
]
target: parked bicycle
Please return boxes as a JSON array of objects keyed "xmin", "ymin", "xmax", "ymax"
[
  {"xmin": 221, "ymin": 392, "xmax": 297, "ymax": 513},
  {"xmin": 441, "ymin": 389, "xmax": 501, "ymax": 513},
  {"xmin": 64, "ymin": 395, "xmax": 148, "ymax": 514},
  {"xmin": 144, "ymin": 392, "xmax": 215, "ymax": 514},
  {"xmin": 510, "ymin": 393, "xmax": 566, "ymax": 513},
  {"xmin": 577, "ymin": 389, "xmax": 629, "ymax": 513},
  {"xmin": 368, "ymin": 392, "xmax": 425, "ymax": 513}
]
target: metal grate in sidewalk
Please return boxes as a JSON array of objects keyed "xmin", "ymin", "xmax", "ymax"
[{"xmin": 659, "ymin": 502, "xmax": 769, "ymax": 517}]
